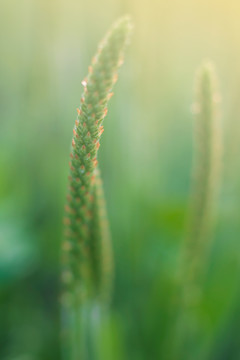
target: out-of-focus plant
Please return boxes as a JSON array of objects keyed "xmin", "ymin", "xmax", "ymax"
[
  {"xmin": 185, "ymin": 61, "xmax": 221, "ymax": 284},
  {"xmin": 175, "ymin": 62, "xmax": 222, "ymax": 359},
  {"xmin": 61, "ymin": 16, "xmax": 132, "ymax": 360}
]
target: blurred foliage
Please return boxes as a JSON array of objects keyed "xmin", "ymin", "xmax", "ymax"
[{"xmin": 1, "ymin": 0, "xmax": 240, "ymax": 359}]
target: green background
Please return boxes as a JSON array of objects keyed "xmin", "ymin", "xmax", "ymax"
[{"xmin": 1, "ymin": 0, "xmax": 240, "ymax": 359}]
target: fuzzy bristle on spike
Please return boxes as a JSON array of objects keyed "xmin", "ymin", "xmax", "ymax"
[
  {"xmin": 107, "ymin": 92, "xmax": 114, "ymax": 100},
  {"xmin": 99, "ymin": 128, "xmax": 104, "ymax": 136},
  {"xmin": 81, "ymin": 79, "xmax": 87, "ymax": 87}
]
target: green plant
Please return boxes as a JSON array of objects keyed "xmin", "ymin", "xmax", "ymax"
[
  {"xmin": 185, "ymin": 62, "xmax": 221, "ymax": 279},
  {"xmin": 176, "ymin": 62, "xmax": 222, "ymax": 358},
  {"xmin": 61, "ymin": 16, "xmax": 132, "ymax": 360}
]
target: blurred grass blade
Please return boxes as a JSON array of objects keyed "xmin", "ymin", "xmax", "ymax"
[
  {"xmin": 176, "ymin": 61, "xmax": 222, "ymax": 359},
  {"xmin": 185, "ymin": 61, "xmax": 222, "ymax": 285},
  {"xmin": 90, "ymin": 168, "xmax": 113, "ymax": 302}
]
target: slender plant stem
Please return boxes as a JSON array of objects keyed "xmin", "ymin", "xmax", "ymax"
[{"xmin": 173, "ymin": 62, "xmax": 222, "ymax": 359}]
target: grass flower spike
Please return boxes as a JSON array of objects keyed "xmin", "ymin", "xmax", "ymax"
[
  {"xmin": 61, "ymin": 16, "xmax": 132, "ymax": 360},
  {"xmin": 185, "ymin": 61, "xmax": 222, "ymax": 285},
  {"xmin": 62, "ymin": 16, "xmax": 132, "ymax": 304},
  {"xmin": 174, "ymin": 62, "xmax": 222, "ymax": 360}
]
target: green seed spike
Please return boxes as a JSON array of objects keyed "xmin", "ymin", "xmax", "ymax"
[
  {"xmin": 184, "ymin": 61, "xmax": 222, "ymax": 285},
  {"xmin": 62, "ymin": 16, "xmax": 132, "ymax": 305},
  {"xmin": 174, "ymin": 62, "xmax": 222, "ymax": 359},
  {"xmin": 61, "ymin": 16, "xmax": 132, "ymax": 360}
]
